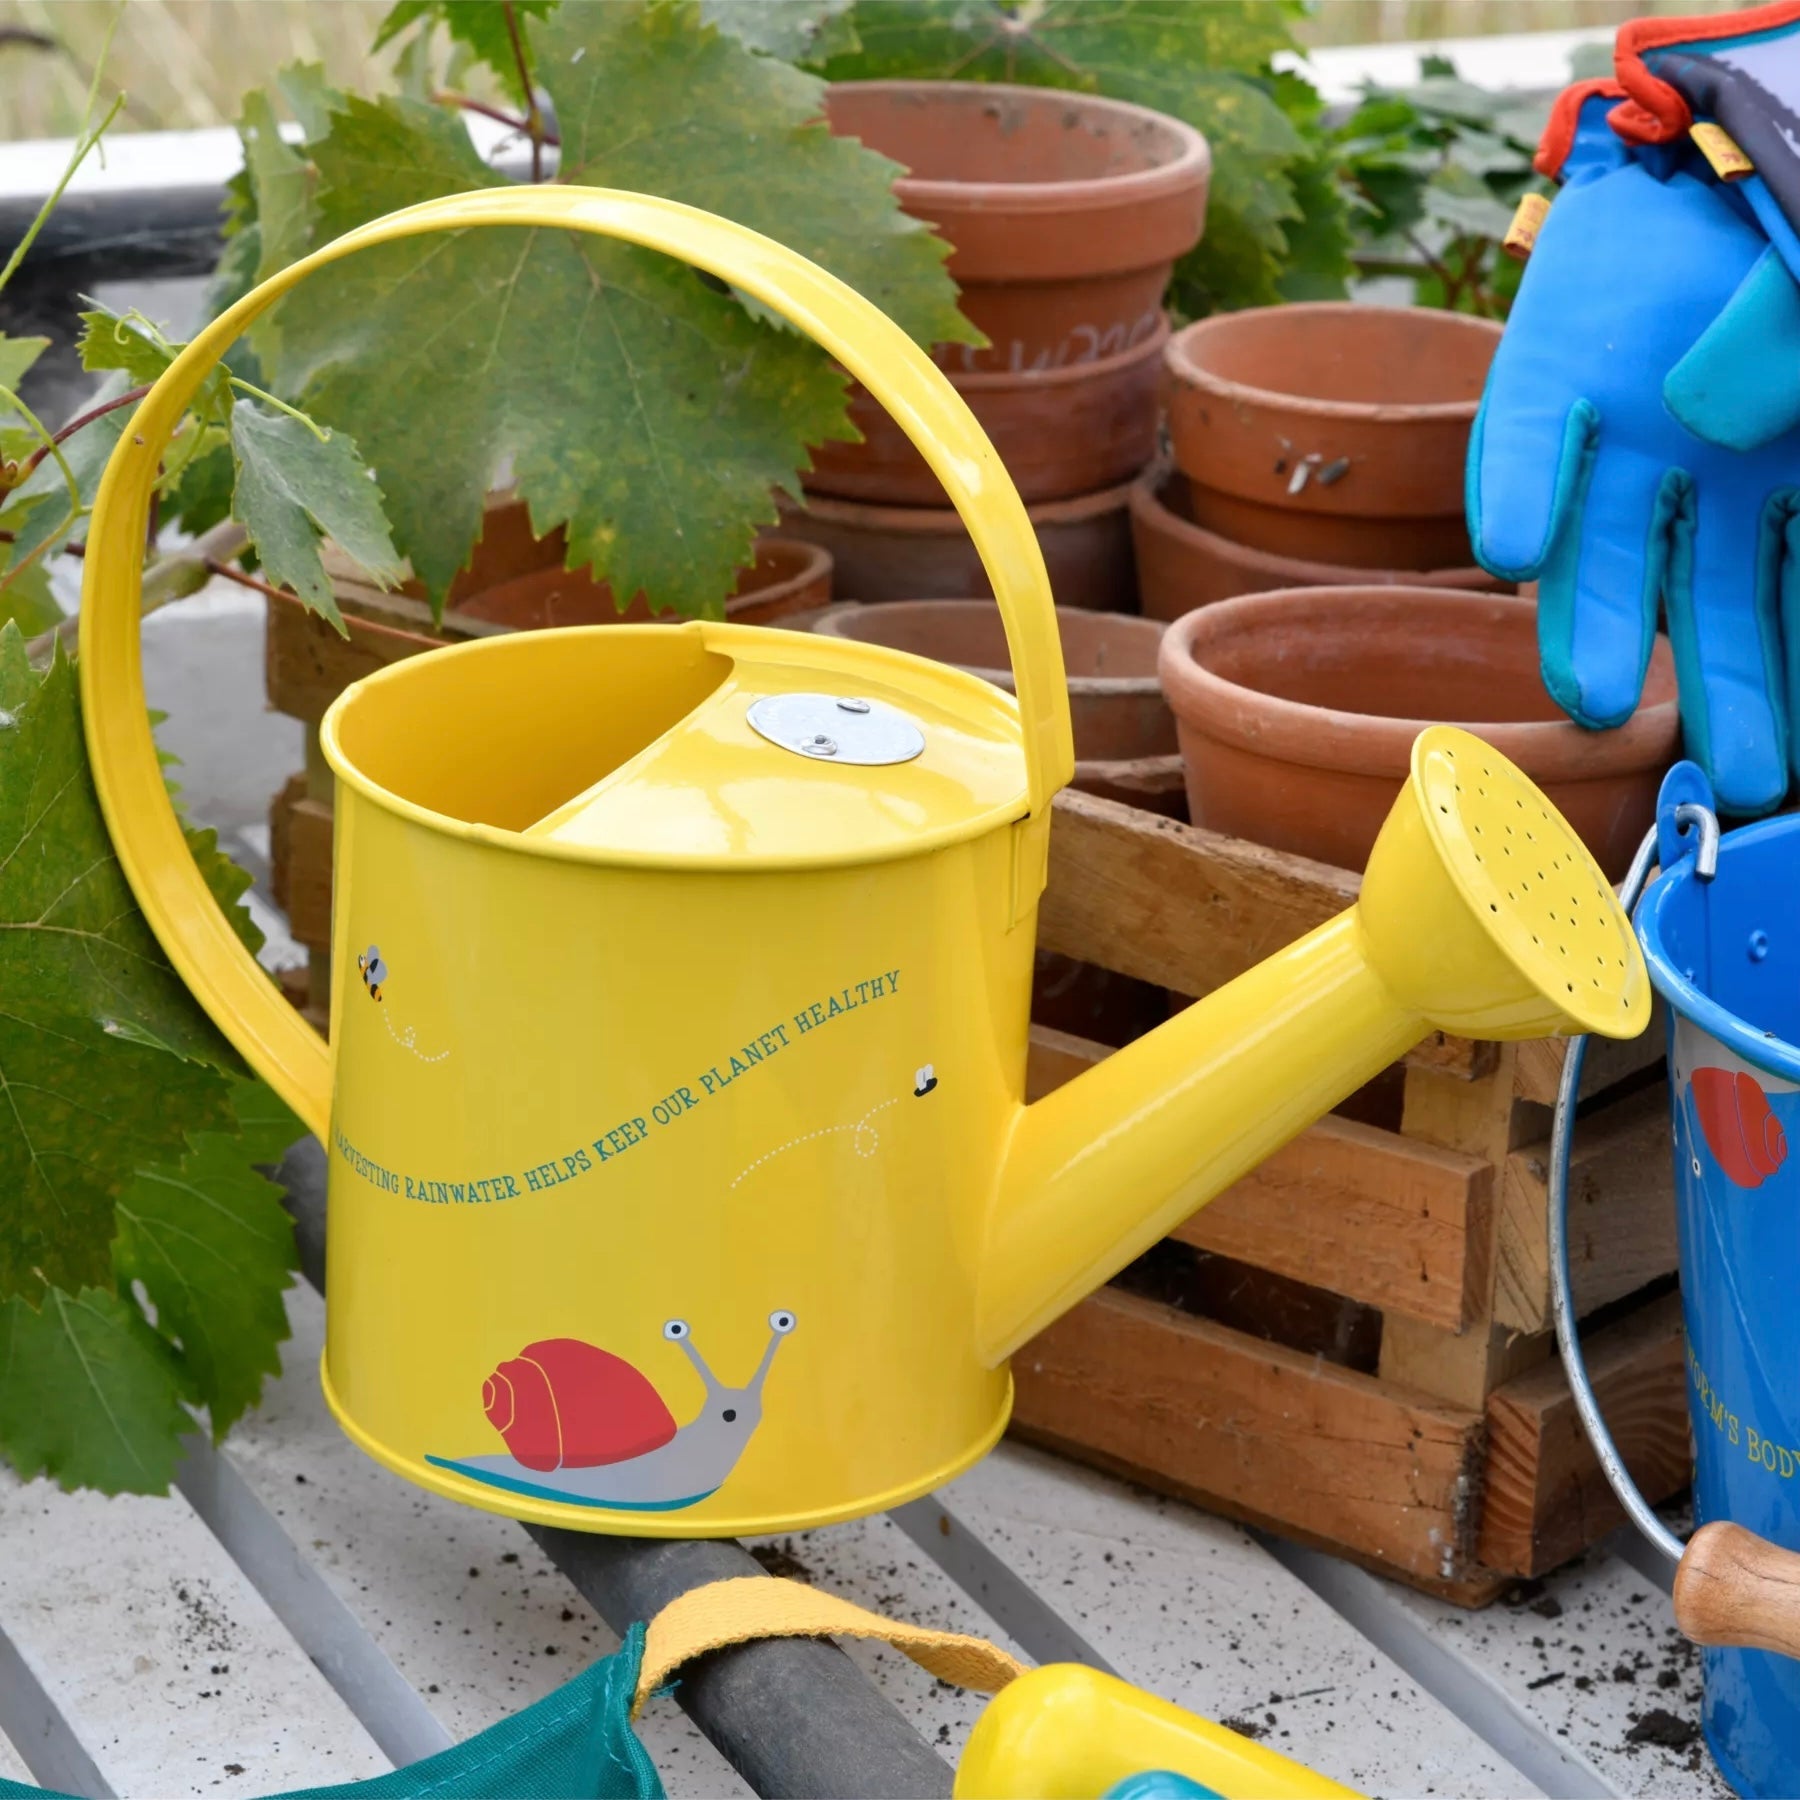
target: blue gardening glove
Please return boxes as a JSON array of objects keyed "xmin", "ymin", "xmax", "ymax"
[{"xmin": 1468, "ymin": 93, "xmax": 1800, "ymax": 815}]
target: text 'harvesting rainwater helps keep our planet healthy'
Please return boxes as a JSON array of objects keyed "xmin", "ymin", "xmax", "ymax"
[{"xmin": 331, "ymin": 971, "xmax": 904, "ymax": 1203}]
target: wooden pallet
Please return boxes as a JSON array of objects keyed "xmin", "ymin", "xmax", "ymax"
[
  {"xmin": 264, "ymin": 583, "xmax": 1687, "ymax": 1605},
  {"xmin": 1015, "ymin": 790, "xmax": 1687, "ymax": 1602}
]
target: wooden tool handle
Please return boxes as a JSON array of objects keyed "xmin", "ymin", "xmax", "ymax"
[{"xmin": 1674, "ymin": 1521, "xmax": 1800, "ymax": 1656}]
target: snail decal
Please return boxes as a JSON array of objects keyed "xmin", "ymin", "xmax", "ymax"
[
  {"xmin": 1673, "ymin": 1021, "xmax": 1796, "ymax": 1192},
  {"xmin": 427, "ymin": 1310, "xmax": 797, "ymax": 1510}
]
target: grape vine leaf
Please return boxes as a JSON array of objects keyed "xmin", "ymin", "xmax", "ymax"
[
  {"xmin": 230, "ymin": 400, "xmax": 403, "ymax": 629},
  {"xmin": 0, "ymin": 334, "xmax": 48, "ymax": 396},
  {"xmin": 818, "ymin": 0, "xmax": 1341, "ymax": 313},
  {"xmin": 373, "ymin": 2, "xmax": 556, "ymax": 103},
  {"xmin": 0, "ymin": 1284, "xmax": 192, "ymax": 1494},
  {"xmin": 0, "ymin": 559, "xmax": 62, "ymax": 636},
  {"xmin": 0, "ymin": 387, "xmax": 130, "ymax": 576},
  {"xmin": 112, "ymin": 1091, "xmax": 299, "ymax": 1440},
  {"xmin": 260, "ymin": 0, "xmax": 971, "ymax": 612},
  {"xmin": 0, "ymin": 626, "xmax": 244, "ymax": 1300},
  {"xmin": 702, "ymin": 0, "xmax": 859, "ymax": 63}
]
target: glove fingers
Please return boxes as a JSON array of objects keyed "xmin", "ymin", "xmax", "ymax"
[
  {"xmin": 1534, "ymin": 441, "xmax": 1670, "ymax": 731},
  {"xmin": 1466, "ymin": 353, "xmax": 1594, "ymax": 582},
  {"xmin": 1667, "ymin": 485, "xmax": 1792, "ymax": 815}
]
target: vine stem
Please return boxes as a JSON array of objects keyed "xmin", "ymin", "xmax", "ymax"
[
  {"xmin": 25, "ymin": 519, "xmax": 250, "ymax": 665},
  {"xmin": 201, "ymin": 555, "xmax": 297, "ymax": 608},
  {"xmin": 14, "ymin": 383, "xmax": 150, "ymax": 483},
  {"xmin": 434, "ymin": 89, "xmax": 561, "ymax": 147},
  {"xmin": 502, "ymin": 2, "xmax": 545, "ymax": 183}
]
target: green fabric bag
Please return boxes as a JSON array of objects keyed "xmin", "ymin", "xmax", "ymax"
[{"xmin": 0, "ymin": 1625, "xmax": 661, "ymax": 1800}]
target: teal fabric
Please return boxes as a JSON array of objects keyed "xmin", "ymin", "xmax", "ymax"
[
  {"xmin": 1100, "ymin": 1775, "xmax": 1227, "ymax": 1800},
  {"xmin": 1666, "ymin": 244, "xmax": 1800, "ymax": 453},
  {"xmin": 1467, "ymin": 91, "xmax": 1800, "ymax": 816},
  {"xmin": 0, "ymin": 1625, "xmax": 664, "ymax": 1800}
]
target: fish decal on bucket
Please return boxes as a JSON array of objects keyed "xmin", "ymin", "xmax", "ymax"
[{"xmin": 426, "ymin": 1310, "xmax": 796, "ymax": 1510}]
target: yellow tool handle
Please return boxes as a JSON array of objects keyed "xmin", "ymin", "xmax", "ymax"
[{"xmin": 78, "ymin": 186, "xmax": 1074, "ymax": 1140}]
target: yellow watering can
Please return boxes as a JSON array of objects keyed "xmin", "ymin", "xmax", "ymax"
[{"xmin": 81, "ymin": 187, "xmax": 1650, "ymax": 1537}]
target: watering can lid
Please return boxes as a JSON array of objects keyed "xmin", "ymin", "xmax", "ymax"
[{"xmin": 323, "ymin": 619, "xmax": 1037, "ymax": 868}]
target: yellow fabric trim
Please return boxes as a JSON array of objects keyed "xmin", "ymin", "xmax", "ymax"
[{"xmin": 633, "ymin": 1576, "xmax": 1027, "ymax": 1716}]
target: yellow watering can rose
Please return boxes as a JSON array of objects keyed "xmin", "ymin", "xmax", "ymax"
[{"xmin": 79, "ymin": 187, "xmax": 1650, "ymax": 1536}]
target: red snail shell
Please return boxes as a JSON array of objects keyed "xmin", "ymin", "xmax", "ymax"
[
  {"xmin": 1691, "ymin": 1067, "xmax": 1788, "ymax": 1190},
  {"xmin": 481, "ymin": 1338, "xmax": 677, "ymax": 1471}
]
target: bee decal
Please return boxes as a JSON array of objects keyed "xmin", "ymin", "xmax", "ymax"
[{"xmin": 358, "ymin": 945, "xmax": 388, "ymax": 1003}]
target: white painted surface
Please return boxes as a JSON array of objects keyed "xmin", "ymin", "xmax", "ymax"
[
  {"xmin": 0, "ymin": 1471, "xmax": 387, "ymax": 1797},
  {"xmin": 921, "ymin": 1445, "xmax": 1527, "ymax": 1797},
  {"xmin": 0, "ymin": 1727, "xmax": 37, "ymax": 1786},
  {"xmin": 217, "ymin": 1285, "xmax": 748, "ymax": 1797},
  {"xmin": 1287, "ymin": 28, "xmax": 1612, "ymax": 101},
  {"xmin": 1384, "ymin": 1546, "xmax": 1735, "ymax": 1799}
]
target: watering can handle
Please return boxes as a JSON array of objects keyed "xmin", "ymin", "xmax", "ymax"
[
  {"xmin": 77, "ymin": 187, "xmax": 1075, "ymax": 1139},
  {"xmin": 1552, "ymin": 813, "xmax": 1800, "ymax": 1659}
]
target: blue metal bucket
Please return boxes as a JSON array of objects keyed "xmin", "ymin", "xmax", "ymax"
[{"xmin": 1556, "ymin": 762, "xmax": 1800, "ymax": 1796}]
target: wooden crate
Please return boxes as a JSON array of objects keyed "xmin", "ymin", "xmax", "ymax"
[
  {"xmin": 1015, "ymin": 790, "xmax": 1687, "ymax": 1602},
  {"xmin": 265, "ymin": 588, "xmax": 1687, "ymax": 1603}
]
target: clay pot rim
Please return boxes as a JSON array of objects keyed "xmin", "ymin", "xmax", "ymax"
[
  {"xmin": 1128, "ymin": 467, "xmax": 1491, "ymax": 588},
  {"xmin": 827, "ymin": 79, "xmax": 1211, "ymax": 229},
  {"xmin": 1157, "ymin": 586, "xmax": 1681, "ymax": 780},
  {"xmin": 1165, "ymin": 302, "xmax": 1503, "ymax": 425},
  {"xmin": 784, "ymin": 478, "xmax": 1137, "ymax": 535},
  {"xmin": 932, "ymin": 316, "xmax": 1168, "ymax": 393},
  {"xmin": 814, "ymin": 599, "xmax": 1164, "ymax": 697}
]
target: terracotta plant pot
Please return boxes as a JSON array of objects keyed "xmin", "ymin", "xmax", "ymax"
[
  {"xmin": 813, "ymin": 599, "xmax": 1174, "ymax": 763},
  {"xmin": 359, "ymin": 496, "xmax": 831, "ymax": 629},
  {"xmin": 824, "ymin": 81, "xmax": 1209, "ymax": 374},
  {"xmin": 456, "ymin": 533, "xmax": 830, "ymax": 628},
  {"xmin": 807, "ymin": 321, "xmax": 1167, "ymax": 506},
  {"xmin": 1164, "ymin": 304, "xmax": 1501, "ymax": 570},
  {"xmin": 774, "ymin": 481, "xmax": 1136, "ymax": 609},
  {"xmin": 1129, "ymin": 467, "xmax": 1501, "ymax": 619},
  {"xmin": 1157, "ymin": 587, "xmax": 1680, "ymax": 878}
]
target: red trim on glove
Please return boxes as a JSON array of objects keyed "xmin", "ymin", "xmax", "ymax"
[
  {"xmin": 1611, "ymin": 1, "xmax": 1800, "ymax": 143},
  {"xmin": 1536, "ymin": 77, "xmax": 1628, "ymax": 177}
]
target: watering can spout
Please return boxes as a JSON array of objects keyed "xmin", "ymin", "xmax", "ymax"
[{"xmin": 977, "ymin": 725, "xmax": 1651, "ymax": 1364}]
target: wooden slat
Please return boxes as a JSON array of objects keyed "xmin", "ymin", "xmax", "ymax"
[
  {"xmin": 269, "ymin": 784, "xmax": 334, "ymax": 949},
  {"xmin": 1010, "ymin": 1287, "xmax": 1486, "ymax": 1589},
  {"xmin": 264, "ymin": 593, "xmax": 446, "ymax": 726},
  {"xmin": 1513, "ymin": 996, "xmax": 1668, "ymax": 1104},
  {"xmin": 914, "ymin": 1446, "xmax": 1526, "ymax": 1795},
  {"xmin": 1175, "ymin": 1117, "xmax": 1489, "ymax": 1331},
  {"xmin": 1039, "ymin": 789, "xmax": 1490, "ymax": 1079},
  {"xmin": 1476, "ymin": 1291, "xmax": 1690, "ymax": 1578},
  {"xmin": 1495, "ymin": 1086, "xmax": 1678, "ymax": 1333},
  {"xmin": 1026, "ymin": 1026, "xmax": 1489, "ymax": 1329}
]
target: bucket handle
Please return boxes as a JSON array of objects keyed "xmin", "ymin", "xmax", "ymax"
[
  {"xmin": 76, "ymin": 187, "xmax": 1076, "ymax": 1139},
  {"xmin": 1551, "ymin": 802, "xmax": 1800, "ymax": 1658}
]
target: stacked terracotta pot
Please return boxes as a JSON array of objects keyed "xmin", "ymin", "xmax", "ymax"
[
  {"xmin": 780, "ymin": 80, "xmax": 1211, "ymax": 609},
  {"xmin": 1135, "ymin": 302, "xmax": 1506, "ymax": 619}
]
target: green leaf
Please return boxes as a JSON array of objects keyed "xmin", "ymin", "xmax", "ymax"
[
  {"xmin": 0, "ymin": 1285, "xmax": 191, "ymax": 1493},
  {"xmin": 0, "ymin": 557, "xmax": 63, "ymax": 636},
  {"xmin": 821, "ymin": 0, "xmax": 1311, "ymax": 312},
  {"xmin": 270, "ymin": 1, "xmax": 966, "ymax": 613},
  {"xmin": 3, "ymin": 387, "xmax": 132, "ymax": 574},
  {"xmin": 164, "ymin": 428, "xmax": 236, "ymax": 539},
  {"xmin": 241, "ymin": 89, "xmax": 316, "ymax": 286},
  {"xmin": 0, "ymin": 335, "xmax": 49, "ymax": 398},
  {"xmin": 225, "ymin": 1077, "xmax": 306, "ymax": 1167},
  {"xmin": 372, "ymin": 1, "xmax": 555, "ymax": 103},
  {"xmin": 187, "ymin": 824, "xmax": 266, "ymax": 957},
  {"xmin": 75, "ymin": 306, "xmax": 176, "ymax": 386},
  {"xmin": 112, "ymin": 1111, "xmax": 298, "ymax": 1439},
  {"xmin": 229, "ymin": 399, "xmax": 403, "ymax": 627},
  {"xmin": 0, "ymin": 628, "xmax": 241, "ymax": 1300},
  {"xmin": 1273, "ymin": 146, "xmax": 1354, "ymax": 303},
  {"xmin": 703, "ymin": 0, "xmax": 859, "ymax": 62}
]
